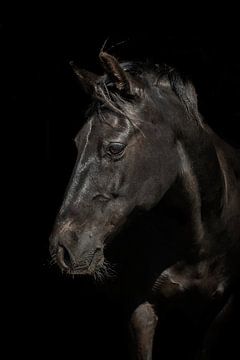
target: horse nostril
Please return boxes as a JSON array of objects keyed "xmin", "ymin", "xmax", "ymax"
[{"xmin": 57, "ymin": 245, "xmax": 72, "ymax": 270}]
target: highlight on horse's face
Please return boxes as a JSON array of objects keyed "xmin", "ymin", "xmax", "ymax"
[{"xmin": 49, "ymin": 52, "xmax": 179, "ymax": 276}]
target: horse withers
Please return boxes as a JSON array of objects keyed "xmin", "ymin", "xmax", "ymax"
[{"xmin": 49, "ymin": 51, "xmax": 240, "ymax": 359}]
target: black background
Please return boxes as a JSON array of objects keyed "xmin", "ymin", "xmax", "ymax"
[{"xmin": 3, "ymin": 11, "xmax": 240, "ymax": 359}]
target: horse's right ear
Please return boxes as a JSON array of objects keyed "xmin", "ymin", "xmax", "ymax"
[{"xmin": 69, "ymin": 61, "xmax": 99, "ymax": 97}]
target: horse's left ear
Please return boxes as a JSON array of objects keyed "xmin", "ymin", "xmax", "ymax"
[
  {"xmin": 99, "ymin": 51, "xmax": 131, "ymax": 93},
  {"xmin": 70, "ymin": 61, "xmax": 100, "ymax": 97}
]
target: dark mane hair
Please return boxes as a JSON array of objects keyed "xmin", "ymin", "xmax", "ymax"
[{"xmin": 93, "ymin": 60, "xmax": 203, "ymax": 128}]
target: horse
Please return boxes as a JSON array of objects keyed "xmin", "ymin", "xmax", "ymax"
[{"xmin": 49, "ymin": 51, "xmax": 240, "ymax": 359}]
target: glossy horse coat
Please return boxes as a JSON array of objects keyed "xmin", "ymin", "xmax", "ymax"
[{"xmin": 50, "ymin": 51, "xmax": 240, "ymax": 359}]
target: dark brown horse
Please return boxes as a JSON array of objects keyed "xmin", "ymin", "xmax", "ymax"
[{"xmin": 50, "ymin": 51, "xmax": 240, "ymax": 359}]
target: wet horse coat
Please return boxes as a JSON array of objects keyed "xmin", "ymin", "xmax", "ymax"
[{"xmin": 50, "ymin": 52, "xmax": 240, "ymax": 359}]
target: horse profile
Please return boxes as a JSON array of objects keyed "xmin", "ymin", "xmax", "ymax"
[{"xmin": 49, "ymin": 51, "xmax": 240, "ymax": 359}]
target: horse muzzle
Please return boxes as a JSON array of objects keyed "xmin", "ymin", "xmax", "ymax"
[{"xmin": 55, "ymin": 243, "xmax": 104, "ymax": 274}]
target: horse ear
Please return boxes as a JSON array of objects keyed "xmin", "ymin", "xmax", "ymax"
[
  {"xmin": 99, "ymin": 51, "xmax": 130, "ymax": 93},
  {"xmin": 70, "ymin": 61, "xmax": 99, "ymax": 96}
]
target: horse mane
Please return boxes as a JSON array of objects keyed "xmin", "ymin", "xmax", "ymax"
[{"xmin": 95, "ymin": 60, "xmax": 203, "ymax": 128}]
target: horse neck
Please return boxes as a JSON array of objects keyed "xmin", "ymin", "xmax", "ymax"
[
  {"xmin": 168, "ymin": 121, "xmax": 227, "ymax": 255},
  {"xmin": 179, "ymin": 123, "xmax": 225, "ymax": 218}
]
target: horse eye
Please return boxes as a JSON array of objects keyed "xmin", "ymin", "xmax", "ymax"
[{"xmin": 107, "ymin": 142, "xmax": 126, "ymax": 156}]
